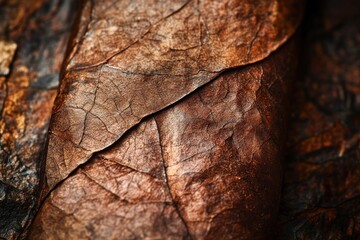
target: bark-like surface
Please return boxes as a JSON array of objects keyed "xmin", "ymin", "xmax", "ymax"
[
  {"xmin": 29, "ymin": 37, "xmax": 298, "ymax": 239},
  {"xmin": 277, "ymin": 0, "xmax": 360, "ymax": 239},
  {"xmin": 0, "ymin": 40, "xmax": 17, "ymax": 76},
  {"xmin": 43, "ymin": 0, "xmax": 303, "ymax": 190},
  {"xmin": 0, "ymin": 0, "xmax": 77, "ymax": 239}
]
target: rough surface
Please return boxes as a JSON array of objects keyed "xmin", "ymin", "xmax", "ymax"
[
  {"xmin": 0, "ymin": 0, "xmax": 77, "ymax": 239},
  {"xmin": 45, "ymin": 0, "xmax": 303, "ymax": 189},
  {"xmin": 277, "ymin": 0, "xmax": 360, "ymax": 239},
  {"xmin": 0, "ymin": 0, "xmax": 45, "ymax": 40},
  {"xmin": 0, "ymin": 40, "xmax": 17, "ymax": 76},
  {"xmin": 29, "ymin": 38, "xmax": 297, "ymax": 239}
]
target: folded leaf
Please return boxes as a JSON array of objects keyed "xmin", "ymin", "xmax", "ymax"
[
  {"xmin": 45, "ymin": 0, "xmax": 303, "ymax": 189},
  {"xmin": 27, "ymin": 0, "xmax": 303, "ymax": 238},
  {"xmin": 29, "ymin": 36, "xmax": 298, "ymax": 239}
]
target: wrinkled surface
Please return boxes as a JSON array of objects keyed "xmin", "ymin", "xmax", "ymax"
[
  {"xmin": 0, "ymin": 0, "xmax": 77, "ymax": 238},
  {"xmin": 277, "ymin": 0, "xmax": 360, "ymax": 239},
  {"xmin": 29, "ymin": 39, "xmax": 297, "ymax": 239},
  {"xmin": 46, "ymin": 0, "xmax": 303, "ymax": 188}
]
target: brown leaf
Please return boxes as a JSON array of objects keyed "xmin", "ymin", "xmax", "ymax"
[
  {"xmin": 45, "ymin": 0, "xmax": 303, "ymax": 190},
  {"xmin": 29, "ymin": 36, "xmax": 298, "ymax": 238}
]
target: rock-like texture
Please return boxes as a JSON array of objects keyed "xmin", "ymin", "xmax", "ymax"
[
  {"xmin": 0, "ymin": 0, "xmax": 77, "ymax": 238},
  {"xmin": 29, "ymin": 38, "xmax": 298, "ymax": 239},
  {"xmin": 0, "ymin": 40, "xmax": 17, "ymax": 76},
  {"xmin": 277, "ymin": 0, "xmax": 360, "ymax": 239},
  {"xmin": 44, "ymin": 0, "xmax": 303, "ymax": 189}
]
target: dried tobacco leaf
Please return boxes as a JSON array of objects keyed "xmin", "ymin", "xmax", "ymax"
[
  {"xmin": 277, "ymin": 0, "xmax": 360, "ymax": 239},
  {"xmin": 44, "ymin": 0, "xmax": 303, "ymax": 192},
  {"xmin": 29, "ymin": 37, "xmax": 298, "ymax": 239},
  {"xmin": 0, "ymin": 0, "xmax": 77, "ymax": 238},
  {"xmin": 26, "ymin": 0, "xmax": 303, "ymax": 238}
]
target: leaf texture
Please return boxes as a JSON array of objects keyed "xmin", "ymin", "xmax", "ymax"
[
  {"xmin": 29, "ymin": 37, "xmax": 298, "ymax": 239},
  {"xmin": 45, "ymin": 0, "xmax": 303, "ymax": 191}
]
